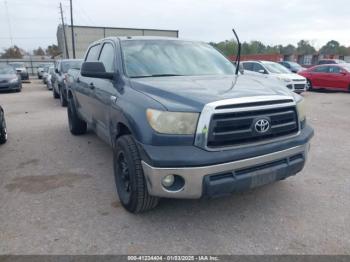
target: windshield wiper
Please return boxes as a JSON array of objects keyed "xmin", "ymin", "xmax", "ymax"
[{"xmin": 130, "ymin": 74, "xmax": 184, "ymax": 78}]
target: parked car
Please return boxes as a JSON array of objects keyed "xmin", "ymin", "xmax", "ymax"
[
  {"xmin": 42, "ymin": 66, "xmax": 50, "ymax": 84},
  {"xmin": 278, "ymin": 61, "xmax": 306, "ymax": 73},
  {"xmin": 67, "ymin": 37, "xmax": 314, "ymax": 213},
  {"xmin": 0, "ymin": 105, "xmax": 7, "ymax": 144},
  {"xmin": 298, "ymin": 64, "xmax": 350, "ymax": 92},
  {"xmin": 8, "ymin": 62, "xmax": 29, "ymax": 80},
  {"xmin": 317, "ymin": 59, "xmax": 347, "ymax": 65},
  {"xmin": 52, "ymin": 59, "xmax": 83, "ymax": 106},
  {"xmin": 46, "ymin": 66, "xmax": 55, "ymax": 90},
  {"xmin": 65, "ymin": 68, "xmax": 81, "ymax": 96},
  {"xmin": 0, "ymin": 65, "xmax": 22, "ymax": 92},
  {"xmin": 38, "ymin": 63, "xmax": 54, "ymax": 80},
  {"xmin": 242, "ymin": 60, "xmax": 307, "ymax": 93}
]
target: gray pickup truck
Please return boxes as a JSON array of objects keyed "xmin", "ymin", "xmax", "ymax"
[{"xmin": 67, "ymin": 37, "xmax": 314, "ymax": 213}]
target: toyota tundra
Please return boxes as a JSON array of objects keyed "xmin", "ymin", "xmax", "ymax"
[{"xmin": 67, "ymin": 37, "xmax": 314, "ymax": 213}]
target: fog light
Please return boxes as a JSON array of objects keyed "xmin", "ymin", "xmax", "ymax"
[{"xmin": 162, "ymin": 175, "xmax": 175, "ymax": 187}]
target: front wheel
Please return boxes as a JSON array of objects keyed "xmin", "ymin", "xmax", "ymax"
[
  {"xmin": 67, "ymin": 97, "xmax": 87, "ymax": 135},
  {"xmin": 60, "ymin": 87, "xmax": 68, "ymax": 107},
  {"xmin": 114, "ymin": 135, "xmax": 159, "ymax": 213},
  {"xmin": 306, "ymin": 79, "xmax": 313, "ymax": 91},
  {"xmin": 53, "ymin": 84, "xmax": 60, "ymax": 99},
  {"xmin": 0, "ymin": 112, "xmax": 7, "ymax": 144}
]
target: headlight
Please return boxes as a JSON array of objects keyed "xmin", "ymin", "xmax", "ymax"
[
  {"xmin": 146, "ymin": 109, "xmax": 199, "ymax": 135},
  {"xmin": 9, "ymin": 78, "xmax": 18, "ymax": 83},
  {"xmin": 277, "ymin": 76, "xmax": 292, "ymax": 83},
  {"xmin": 296, "ymin": 98, "xmax": 306, "ymax": 122}
]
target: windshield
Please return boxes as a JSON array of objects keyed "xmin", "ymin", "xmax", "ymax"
[
  {"xmin": 121, "ymin": 40, "xmax": 235, "ymax": 78},
  {"xmin": 288, "ymin": 62, "xmax": 303, "ymax": 69},
  {"xmin": 342, "ymin": 64, "xmax": 350, "ymax": 72},
  {"xmin": 61, "ymin": 60, "xmax": 83, "ymax": 73},
  {"xmin": 262, "ymin": 62, "xmax": 292, "ymax": 74},
  {"xmin": 0, "ymin": 66, "xmax": 16, "ymax": 74}
]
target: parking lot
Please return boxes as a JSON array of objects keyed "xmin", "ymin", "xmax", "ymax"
[{"xmin": 0, "ymin": 79, "xmax": 349, "ymax": 255}]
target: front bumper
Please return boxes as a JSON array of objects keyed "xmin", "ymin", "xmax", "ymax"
[
  {"xmin": 0, "ymin": 82, "xmax": 21, "ymax": 91},
  {"xmin": 140, "ymin": 125, "xmax": 313, "ymax": 199},
  {"xmin": 286, "ymin": 81, "xmax": 307, "ymax": 93}
]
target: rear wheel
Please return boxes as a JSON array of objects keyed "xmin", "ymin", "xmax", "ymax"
[
  {"xmin": 67, "ymin": 97, "xmax": 87, "ymax": 135},
  {"xmin": 114, "ymin": 135, "xmax": 159, "ymax": 213},
  {"xmin": 0, "ymin": 112, "xmax": 7, "ymax": 144}
]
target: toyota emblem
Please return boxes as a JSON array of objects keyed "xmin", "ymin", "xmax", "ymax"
[{"xmin": 254, "ymin": 119, "xmax": 270, "ymax": 133}]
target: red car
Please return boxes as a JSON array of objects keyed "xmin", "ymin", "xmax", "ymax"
[{"xmin": 298, "ymin": 64, "xmax": 350, "ymax": 92}]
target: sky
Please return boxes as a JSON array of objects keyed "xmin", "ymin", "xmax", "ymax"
[{"xmin": 0, "ymin": 0, "xmax": 350, "ymax": 52}]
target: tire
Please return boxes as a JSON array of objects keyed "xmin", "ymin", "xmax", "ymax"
[
  {"xmin": 306, "ymin": 79, "xmax": 313, "ymax": 91},
  {"xmin": 67, "ymin": 97, "xmax": 87, "ymax": 135},
  {"xmin": 60, "ymin": 87, "xmax": 68, "ymax": 107},
  {"xmin": 53, "ymin": 86, "xmax": 60, "ymax": 99},
  {"xmin": 114, "ymin": 135, "xmax": 159, "ymax": 213},
  {"xmin": 0, "ymin": 112, "xmax": 7, "ymax": 144}
]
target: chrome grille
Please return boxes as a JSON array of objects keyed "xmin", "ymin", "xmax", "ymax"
[{"xmin": 207, "ymin": 107, "xmax": 298, "ymax": 148}]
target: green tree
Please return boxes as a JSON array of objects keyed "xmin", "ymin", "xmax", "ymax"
[
  {"xmin": 0, "ymin": 46, "xmax": 23, "ymax": 58},
  {"xmin": 319, "ymin": 40, "xmax": 339, "ymax": 55},
  {"xmin": 45, "ymin": 44, "xmax": 60, "ymax": 58},
  {"xmin": 296, "ymin": 40, "xmax": 316, "ymax": 55},
  {"xmin": 280, "ymin": 44, "xmax": 296, "ymax": 55},
  {"xmin": 33, "ymin": 47, "xmax": 45, "ymax": 56}
]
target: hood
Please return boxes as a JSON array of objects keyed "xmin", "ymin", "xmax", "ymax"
[
  {"xmin": 0, "ymin": 74, "xmax": 17, "ymax": 81},
  {"xmin": 129, "ymin": 75, "xmax": 295, "ymax": 112},
  {"xmin": 15, "ymin": 67, "xmax": 26, "ymax": 72}
]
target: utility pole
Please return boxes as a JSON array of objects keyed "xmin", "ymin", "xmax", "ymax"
[
  {"xmin": 59, "ymin": 2, "xmax": 69, "ymax": 58},
  {"xmin": 70, "ymin": 0, "xmax": 76, "ymax": 58},
  {"xmin": 4, "ymin": 0, "xmax": 13, "ymax": 46}
]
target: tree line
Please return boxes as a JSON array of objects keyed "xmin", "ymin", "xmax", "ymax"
[
  {"xmin": 1, "ymin": 40, "xmax": 349, "ymax": 59},
  {"xmin": 210, "ymin": 40, "xmax": 350, "ymax": 57},
  {"xmin": 0, "ymin": 45, "xmax": 60, "ymax": 59}
]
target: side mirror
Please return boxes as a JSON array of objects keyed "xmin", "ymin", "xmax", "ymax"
[
  {"xmin": 55, "ymin": 68, "xmax": 59, "ymax": 74},
  {"xmin": 340, "ymin": 70, "xmax": 347, "ymax": 75},
  {"xmin": 258, "ymin": 69, "xmax": 266, "ymax": 74},
  {"xmin": 81, "ymin": 62, "xmax": 114, "ymax": 80}
]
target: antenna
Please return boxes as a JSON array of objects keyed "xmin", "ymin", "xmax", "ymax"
[{"xmin": 232, "ymin": 28, "xmax": 241, "ymax": 75}]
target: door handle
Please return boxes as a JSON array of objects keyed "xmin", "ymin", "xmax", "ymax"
[
  {"xmin": 89, "ymin": 82, "xmax": 95, "ymax": 89},
  {"xmin": 110, "ymin": 95, "xmax": 118, "ymax": 103}
]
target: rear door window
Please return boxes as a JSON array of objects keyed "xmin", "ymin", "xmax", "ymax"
[
  {"xmin": 253, "ymin": 63, "xmax": 266, "ymax": 73},
  {"xmin": 242, "ymin": 62, "xmax": 253, "ymax": 71},
  {"xmin": 328, "ymin": 66, "xmax": 341, "ymax": 74}
]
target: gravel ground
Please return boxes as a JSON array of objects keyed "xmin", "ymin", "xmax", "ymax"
[{"xmin": 0, "ymin": 79, "xmax": 349, "ymax": 255}]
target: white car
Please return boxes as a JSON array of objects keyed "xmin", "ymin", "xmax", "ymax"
[
  {"xmin": 46, "ymin": 66, "xmax": 55, "ymax": 90},
  {"xmin": 8, "ymin": 62, "xmax": 29, "ymax": 80},
  {"xmin": 242, "ymin": 60, "xmax": 307, "ymax": 93}
]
